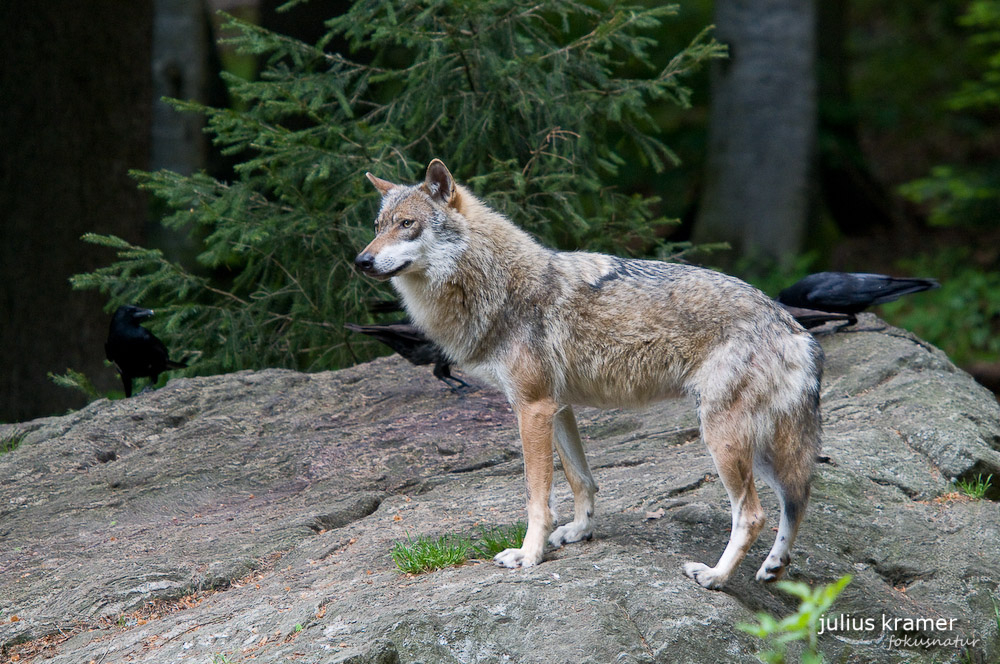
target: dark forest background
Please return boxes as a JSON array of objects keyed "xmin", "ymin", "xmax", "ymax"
[{"xmin": 2, "ymin": 0, "xmax": 998, "ymax": 422}]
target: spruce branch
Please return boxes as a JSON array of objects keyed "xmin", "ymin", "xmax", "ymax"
[{"xmin": 71, "ymin": 0, "xmax": 723, "ymax": 379}]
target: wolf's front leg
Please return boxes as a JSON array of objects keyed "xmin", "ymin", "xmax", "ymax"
[{"xmin": 495, "ymin": 398, "xmax": 557, "ymax": 568}]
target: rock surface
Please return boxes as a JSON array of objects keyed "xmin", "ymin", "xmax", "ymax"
[{"xmin": 1, "ymin": 315, "xmax": 999, "ymax": 663}]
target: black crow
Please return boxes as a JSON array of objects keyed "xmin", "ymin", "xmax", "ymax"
[
  {"xmin": 105, "ymin": 305, "xmax": 187, "ymax": 398},
  {"xmin": 344, "ymin": 321, "xmax": 470, "ymax": 390},
  {"xmin": 777, "ymin": 272, "xmax": 940, "ymax": 326}
]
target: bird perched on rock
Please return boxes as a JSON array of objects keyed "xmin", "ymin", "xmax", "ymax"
[
  {"xmin": 105, "ymin": 305, "xmax": 187, "ymax": 398},
  {"xmin": 344, "ymin": 321, "xmax": 470, "ymax": 390},
  {"xmin": 777, "ymin": 272, "xmax": 940, "ymax": 327}
]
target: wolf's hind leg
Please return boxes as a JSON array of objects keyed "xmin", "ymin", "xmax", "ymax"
[
  {"xmin": 754, "ymin": 488, "xmax": 807, "ymax": 583},
  {"xmin": 683, "ymin": 414, "xmax": 765, "ymax": 590},
  {"xmin": 753, "ymin": 424, "xmax": 814, "ymax": 582},
  {"xmin": 549, "ymin": 406, "xmax": 598, "ymax": 548}
]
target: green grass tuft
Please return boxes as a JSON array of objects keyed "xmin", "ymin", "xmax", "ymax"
[
  {"xmin": 471, "ymin": 522, "xmax": 527, "ymax": 559},
  {"xmin": 994, "ymin": 597, "xmax": 1000, "ymax": 639},
  {"xmin": 1, "ymin": 429, "xmax": 26, "ymax": 456},
  {"xmin": 391, "ymin": 533, "xmax": 472, "ymax": 575},
  {"xmin": 390, "ymin": 522, "xmax": 527, "ymax": 574},
  {"xmin": 956, "ymin": 474, "xmax": 993, "ymax": 500}
]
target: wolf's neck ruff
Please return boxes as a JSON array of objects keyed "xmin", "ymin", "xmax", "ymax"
[{"xmin": 390, "ymin": 183, "xmax": 552, "ymax": 375}]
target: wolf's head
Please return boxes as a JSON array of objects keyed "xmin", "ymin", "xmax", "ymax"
[{"xmin": 354, "ymin": 159, "xmax": 468, "ymax": 283}]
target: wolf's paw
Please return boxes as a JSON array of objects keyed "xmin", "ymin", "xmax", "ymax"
[
  {"xmin": 682, "ymin": 562, "xmax": 728, "ymax": 590},
  {"xmin": 755, "ymin": 553, "xmax": 791, "ymax": 583},
  {"xmin": 548, "ymin": 521, "xmax": 593, "ymax": 548},
  {"xmin": 494, "ymin": 546, "xmax": 543, "ymax": 568}
]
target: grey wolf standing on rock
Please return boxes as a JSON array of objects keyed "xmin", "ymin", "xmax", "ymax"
[{"xmin": 354, "ymin": 160, "xmax": 824, "ymax": 589}]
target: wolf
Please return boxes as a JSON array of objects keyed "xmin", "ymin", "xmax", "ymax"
[{"xmin": 354, "ymin": 159, "xmax": 823, "ymax": 589}]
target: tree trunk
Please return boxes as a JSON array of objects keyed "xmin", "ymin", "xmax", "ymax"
[
  {"xmin": 693, "ymin": 0, "xmax": 817, "ymax": 264},
  {"xmin": 816, "ymin": 0, "xmax": 898, "ymax": 235},
  {"xmin": 0, "ymin": 1, "xmax": 153, "ymax": 421},
  {"xmin": 152, "ymin": 0, "xmax": 209, "ymax": 176},
  {"xmin": 148, "ymin": 0, "xmax": 217, "ymax": 263}
]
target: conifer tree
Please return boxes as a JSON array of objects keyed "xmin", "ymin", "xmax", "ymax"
[{"xmin": 73, "ymin": 0, "xmax": 723, "ymax": 378}]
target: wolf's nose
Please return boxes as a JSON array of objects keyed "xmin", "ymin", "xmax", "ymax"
[{"xmin": 354, "ymin": 252, "xmax": 376, "ymax": 273}]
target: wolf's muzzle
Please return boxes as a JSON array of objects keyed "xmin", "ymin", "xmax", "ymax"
[{"xmin": 354, "ymin": 252, "xmax": 410, "ymax": 280}]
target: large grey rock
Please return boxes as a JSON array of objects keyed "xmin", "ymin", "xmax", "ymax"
[{"xmin": 1, "ymin": 315, "xmax": 998, "ymax": 663}]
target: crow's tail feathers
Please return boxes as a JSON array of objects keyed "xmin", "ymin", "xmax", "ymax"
[
  {"xmin": 871, "ymin": 277, "xmax": 940, "ymax": 305},
  {"xmin": 366, "ymin": 298, "xmax": 404, "ymax": 315}
]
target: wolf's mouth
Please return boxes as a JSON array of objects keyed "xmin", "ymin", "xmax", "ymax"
[{"xmin": 377, "ymin": 261, "xmax": 412, "ymax": 280}]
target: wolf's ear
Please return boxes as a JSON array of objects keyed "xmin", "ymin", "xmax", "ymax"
[
  {"xmin": 365, "ymin": 172, "xmax": 396, "ymax": 196},
  {"xmin": 424, "ymin": 159, "xmax": 456, "ymax": 206}
]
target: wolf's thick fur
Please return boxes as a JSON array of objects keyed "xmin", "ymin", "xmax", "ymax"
[{"xmin": 355, "ymin": 160, "xmax": 823, "ymax": 589}]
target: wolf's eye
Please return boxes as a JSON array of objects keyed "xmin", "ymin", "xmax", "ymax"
[{"xmin": 400, "ymin": 219, "xmax": 414, "ymax": 229}]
